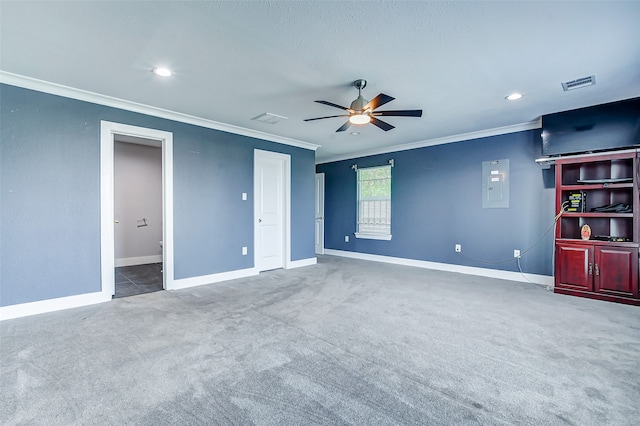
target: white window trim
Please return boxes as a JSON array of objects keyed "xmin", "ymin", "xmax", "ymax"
[
  {"xmin": 356, "ymin": 164, "xmax": 392, "ymax": 240},
  {"xmin": 355, "ymin": 232, "xmax": 392, "ymax": 241}
]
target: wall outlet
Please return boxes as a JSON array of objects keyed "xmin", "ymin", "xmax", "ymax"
[
  {"xmin": 514, "ymin": 249, "xmax": 521, "ymax": 258},
  {"xmin": 242, "ymin": 246, "xmax": 248, "ymax": 255},
  {"xmin": 242, "ymin": 192, "xmax": 247, "ymax": 201},
  {"xmin": 455, "ymin": 244, "xmax": 461, "ymax": 253},
  {"xmin": 345, "ymin": 235, "xmax": 349, "ymax": 243}
]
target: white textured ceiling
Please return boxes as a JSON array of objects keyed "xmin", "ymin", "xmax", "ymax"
[{"xmin": 2, "ymin": 1, "xmax": 640, "ymax": 162}]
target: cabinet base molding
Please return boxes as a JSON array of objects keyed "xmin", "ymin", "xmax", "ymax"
[{"xmin": 554, "ymin": 287, "xmax": 640, "ymax": 306}]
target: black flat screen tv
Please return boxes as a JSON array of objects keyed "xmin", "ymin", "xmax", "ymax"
[{"xmin": 542, "ymin": 97, "xmax": 640, "ymax": 156}]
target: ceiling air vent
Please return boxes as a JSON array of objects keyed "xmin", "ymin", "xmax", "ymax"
[
  {"xmin": 251, "ymin": 112, "xmax": 288, "ymax": 125},
  {"xmin": 562, "ymin": 75, "xmax": 596, "ymax": 91}
]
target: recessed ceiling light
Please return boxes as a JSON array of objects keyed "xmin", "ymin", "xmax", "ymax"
[
  {"xmin": 152, "ymin": 67, "xmax": 172, "ymax": 77},
  {"xmin": 351, "ymin": 132, "xmax": 360, "ymax": 136},
  {"xmin": 505, "ymin": 93, "xmax": 523, "ymax": 101}
]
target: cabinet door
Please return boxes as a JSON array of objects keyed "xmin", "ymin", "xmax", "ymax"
[
  {"xmin": 555, "ymin": 243, "xmax": 593, "ymax": 291},
  {"xmin": 594, "ymin": 246, "xmax": 639, "ymax": 297}
]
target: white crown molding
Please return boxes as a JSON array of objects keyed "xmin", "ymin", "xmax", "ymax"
[
  {"xmin": 0, "ymin": 71, "xmax": 320, "ymax": 152},
  {"xmin": 316, "ymin": 119, "xmax": 542, "ymax": 164},
  {"xmin": 324, "ymin": 249, "xmax": 554, "ymax": 287}
]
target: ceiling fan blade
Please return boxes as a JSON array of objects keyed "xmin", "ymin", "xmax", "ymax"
[
  {"xmin": 370, "ymin": 117, "xmax": 395, "ymax": 131},
  {"xmin": 315, "ymin": 100, "xmax": 351, "ymax": 111},
  {"xmin": 336, "ymin": 121, "xmax": 351, "ymax": 132},
  {"xmin": 304, "ymin": 114, "xmax": 349, "ymax": 122},
  {"xmin": 373, "ymin": 109, "xmax": 423, "ymax": 117},
  {"xmin": 364, "ymin": 94, "xmax": 395, "ymax": 111}
]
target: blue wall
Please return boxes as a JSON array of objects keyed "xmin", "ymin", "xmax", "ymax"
[
  {"xmin": 0, "ymin": 84, "xmax": 315, "ymax": 306},
  {"xmin": 316, "ymin": 129, "xmax": 556, "ymax": 276}
]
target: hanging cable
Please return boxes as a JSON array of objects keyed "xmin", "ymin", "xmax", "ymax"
[{"xmin": 457, "ymin": 201, "xmax": 570, "ymax": 267}]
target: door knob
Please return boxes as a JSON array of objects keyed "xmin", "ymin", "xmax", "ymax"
[
  {"xmin": 114, "ymin": 219, "xmax": 120, "ymax": 224},
  {"xmin": 258, "ymin": 218, "xmax": 262, "ymax": 223}
]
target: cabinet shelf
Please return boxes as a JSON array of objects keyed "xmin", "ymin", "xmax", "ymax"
[
  {"xmin": 556, "ymin": 238, "xmax": 638, "ymax": 247},
  {"xmin": 561, "ymin": 212, "xmax": 634, "ymax": 218},
  {"xmin": 560, "ymin": 183, "xmax": 634, "ymax": 190}
]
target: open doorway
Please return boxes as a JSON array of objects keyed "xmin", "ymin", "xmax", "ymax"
[
  {"xmin": 113, "ymin": 137, "xmax": 163, "ymax": 298},
  {"xmin": 100, "ymin": 121, "xmax": 174, "ymax": 299}
]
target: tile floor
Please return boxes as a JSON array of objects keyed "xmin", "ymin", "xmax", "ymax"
[{"xmin": 114, "ymin": 263, "xmax": 163, "ymax": 298}]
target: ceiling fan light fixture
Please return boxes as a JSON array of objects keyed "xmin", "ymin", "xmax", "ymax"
[
  {"xmin": 349, "ymin": 114, "xmax": 371, "ymax": 125},
  {"xmin": 152, "ymin": 67, "xmax": 173, "ymax": 77},
  {"xmin": 304, "ymin": 78, "xmax": 422, "ymax": 132},
  {"xmin": 350, "ymin": 95, "xmax": 369, "ymax": 111}
]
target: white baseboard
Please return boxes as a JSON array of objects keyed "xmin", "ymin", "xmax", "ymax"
[
  {"xmin": 115, "ymin": 255, "xmax": 162, "ymax": 267},
  {"xmin": 324, "ymin": 249, "xmax": 554, "ymax": 286},
  {"xmin": 0, "ymin": 258, "xmax": 318, "ymax": 320},
  {"xmin": 171, "ymin": 257, "xmax": 317, "ymax": 290},
  {"xmin": 0, "ymin": 291, "xmax": 110, "ymax": 321},
  {"xmin": 170, "ymin": 267, "xmax": 259, "ymax": 291},
  {"xmin": 286, "ymin": 257, "xmax": 317, "ymax": 269}
]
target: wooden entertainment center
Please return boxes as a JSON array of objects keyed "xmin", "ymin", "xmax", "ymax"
[{"xmin": 554, "ymin": 149, "xmax": 640, "ymax": 305}]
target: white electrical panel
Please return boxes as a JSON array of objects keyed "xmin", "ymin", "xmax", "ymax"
[{"xmin": 482, "ymin": 159, "xmax": 509, "ymax": 208}]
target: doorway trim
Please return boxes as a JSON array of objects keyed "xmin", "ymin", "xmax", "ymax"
[
  {"xmin": 254, "ymin": 149, "xmax": 291, "ymax": 271},
  {"xmin": 100, "ymin": 121, "xmax": 174, "ymax": 297},
  {"xmin": 315, "ymin": 172, "xmax": 325, "ymax": 255}
]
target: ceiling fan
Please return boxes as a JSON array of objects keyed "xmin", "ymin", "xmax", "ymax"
[{"xmin": 304, "ymin": 79, "xmax": 422, "ymax": 132}]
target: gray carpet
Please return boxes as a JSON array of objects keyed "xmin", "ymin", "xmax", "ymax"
[{"xmin": 1, "ymin": 255, "xmax": 639, "ymax": 425}]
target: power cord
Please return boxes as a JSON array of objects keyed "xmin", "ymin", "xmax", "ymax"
[
  {"xmin": 546, "ymin": 201, "xmax": 569, "ymax": 291},
  {"xmin": 517, "ymin": 256, "xmax": 535, "ymax": 284},
  {"xmin": 457, "ymin": 201, "xmax": 569, "ymax": 287}
]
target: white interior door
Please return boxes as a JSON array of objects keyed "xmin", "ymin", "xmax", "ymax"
[
  {"xmin": 254, "ymin": 151, "xmax": 286, "ymax": 271},
  {"xmin": 315, "ymin": 173, "xmax": 325, "ymax": 255}
]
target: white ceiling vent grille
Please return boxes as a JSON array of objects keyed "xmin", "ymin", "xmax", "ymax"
[
  {"xmin": 562, "ymin": 75, "xmax": 596, "ymax": 91},
  {"xmin": 251, "ymin": 113, "xmax": 288, "ymax": 124}
]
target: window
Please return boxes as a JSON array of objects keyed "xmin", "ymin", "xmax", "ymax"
[{"xmin": 355, "ymin": 165, "xmax": 392, "ymax": 240}]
